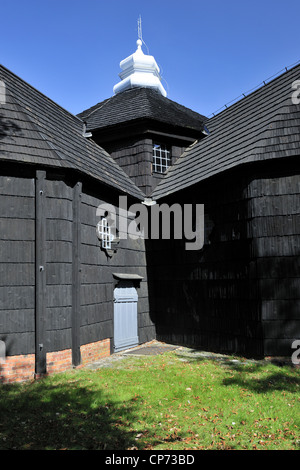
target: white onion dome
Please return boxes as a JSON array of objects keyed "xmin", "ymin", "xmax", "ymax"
[{"xmin": 113, "ymin": 39, "xmax": 167, "ymax": 97}]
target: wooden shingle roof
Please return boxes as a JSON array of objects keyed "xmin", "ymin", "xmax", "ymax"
[
  {"xmin": 151, "ymin": 63, "xmax": 300, "ymax": 200},
  {"xmin": 78, "ymin": 87, "xmax": 207, "ymax": 135},
  {"xmin": 0, "ymin": 65, "xmax": 145, "ymax": 200}
]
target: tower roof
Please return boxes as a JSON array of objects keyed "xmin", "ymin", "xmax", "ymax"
[{"xmin": 78, "ymin": 86, "xmax": 207, "ymax": 136}]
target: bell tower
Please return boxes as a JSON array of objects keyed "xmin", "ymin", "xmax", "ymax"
[{"xmin": 78, "ymin": 20, "xmax": 207, "ymax": 196}]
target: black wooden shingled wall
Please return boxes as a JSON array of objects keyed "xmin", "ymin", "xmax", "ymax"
[
  {"xmin": 247, "ymin": 169, "xmax": 300, "ymax": 356},
  {"xmin": 80, "ymin": 187, "xmax": 154, "ymax": 349},
  {"xmin": 45, "ymin": 177, "xmax": 73, "ymax": 355},
  {"xmin": 104, "ymin": 136, "xmax": 153, "ymax": 196},
  {"xmin": 0, "ymin": 170, "xmax": 35, "ymax": 356},
  {"xmin": 147, "ymin": 161, "xmax": 300, "ymax": 358},
  {"xmin": 0, "ymin": 165, "xmax": 155, "ymax": 364}
]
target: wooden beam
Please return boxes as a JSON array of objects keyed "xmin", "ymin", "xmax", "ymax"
[
  {"xmin": 35, "ymin": 170, "xmax": 47, "ymax": 375},
  {"xmin": 72, "ymin": 181, "xmax": 82, "ymax": 366}
]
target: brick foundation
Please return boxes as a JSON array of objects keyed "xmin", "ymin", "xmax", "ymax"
[
  {"xmin": 46, "ymin": 349, "xmax": 73, "ymax": 376},
  {"xmin": 0, "ymin": 338, "xmax": 110, "ymax": 384},
  {"xmin": 0, "ymin": 354, "xmax": 36, "ymax": 384},
  {"xmin": 80, "ymin": 338, "xmax": 110, "ymax": 365}
]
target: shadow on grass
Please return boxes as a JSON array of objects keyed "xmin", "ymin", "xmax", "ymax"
[
  {"xmin": 174, "ymin": 349, "xmax": 300, "ymax": 394},
  {"xmin": 0, "ymin": 374, "xmax": 145, "ymax": 450},
  {"xmin": 222, "ymin": 364, "xmax": 300, "ymax": 394}
]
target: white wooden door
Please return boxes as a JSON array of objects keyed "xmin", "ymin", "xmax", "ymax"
[{"xmin": 114, "ymin": 281, "xmax": 138, "ymax": 352}]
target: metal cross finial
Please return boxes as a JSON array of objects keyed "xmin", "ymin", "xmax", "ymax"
[{"xmin": 138, "ymin": 15, "xmax": 142, "ymax": 41}]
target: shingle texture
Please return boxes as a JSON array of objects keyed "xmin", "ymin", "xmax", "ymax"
[
  {"xmin": 0, "ymin": 65, "xmax": 145, "ymax": 200},
  {"xmin": 151, "ymin": 64, "xmax": 300, "ymax": 200},
  {"xmin": 78, "ymin": 87, "xmax": 207, "ymax": 133}
]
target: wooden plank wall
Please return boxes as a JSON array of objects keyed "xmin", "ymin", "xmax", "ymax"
[
  {"xmin": 248, "ymin": 172, "xmax": 300, "ymax": 356},
  {"xmin": 0, "ymin": 173, "xmax": 36, "ymax": 356},
  {"xmin": 80, "ymin": 191, "xmax": 114, "ymax": 348},
  {"xmin": 0, "ymin": 167, "xmax": 155, "ymax": 360},
  {"xmin": 80, "ymin": 189, "xmax": 154, "ymax": 350},
  {"xmin": 105, "ymin": 137, "xmax": 153, "ymax": 196},
  {"xmin": 45, "ymin": 178, "xmax": 73, "ymax": 354},
  {"xmin": 147, "ymin": 163, "xmax": 300, "ymax": 358},
  {"xmin": 146, "ymin": 172, "xmax": 263, "ymax": 357}
]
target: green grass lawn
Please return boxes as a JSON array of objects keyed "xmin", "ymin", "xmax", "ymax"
[{"xmin": 0, "ymin": 350, "xmax": 299, "ymax": 450}]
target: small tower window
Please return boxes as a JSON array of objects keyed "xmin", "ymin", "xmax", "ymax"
[{"xmin": 152, "ymin": 143, "xmax": 171, "ymax": 174}]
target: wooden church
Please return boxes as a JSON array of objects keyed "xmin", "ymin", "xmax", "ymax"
[{"xmin": 0, "ymin": 36, "xmax": 299, "ymax": 382}]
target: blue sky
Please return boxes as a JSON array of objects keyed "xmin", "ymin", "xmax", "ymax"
[{"xmin": 1, "ymin": 0, "xmax": 300, "ymax": 117}]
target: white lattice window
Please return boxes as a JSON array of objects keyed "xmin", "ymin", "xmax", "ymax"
[
  {"xmin": 96, "ymin": 218, "xmax": 114, "ymax": 249},
  {"xmin": 153, "ymin": 143, "xmax": 171, "ymax": 174}
]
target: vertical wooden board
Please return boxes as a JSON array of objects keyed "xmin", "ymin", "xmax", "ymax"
[
  {"xmin": 35, "ymin": 171, "xmax": 47, "ymax": 374},
  {"xmin": 72, "ymin": 182, "xmax": 82, "ymax": 366}
]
